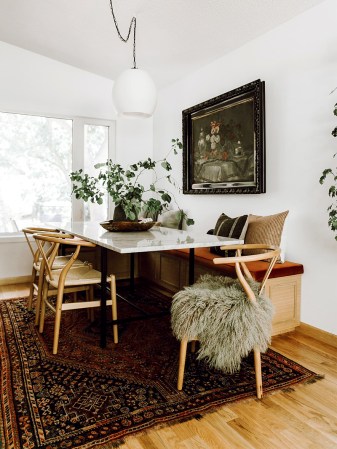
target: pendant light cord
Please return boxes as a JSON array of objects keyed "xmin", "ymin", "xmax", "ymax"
[{"xmin": 109, "ymin": 0, "xmax": 137, "ymax": 69}]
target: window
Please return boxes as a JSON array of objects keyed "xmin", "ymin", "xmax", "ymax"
[
  {"xmin": 83, "ymin": 124, "xmax": 110, "ymax": 223},
  {"xmin": 0, "ymin": 112, "xmax": 115, "ymax": 233}
]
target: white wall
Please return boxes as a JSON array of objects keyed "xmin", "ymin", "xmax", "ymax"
[
  {"xmin": 0, "ymin": 41, "xmax": 114, "ymax": 119},
  {"xmin": 153, "ymin": 0, "xmax": 337, "ymax": 335},
  {"xmin": 0, "ymin": 41, "xmax": 153, "ymax": 279},
  {"xmin": 0, "ymin": 40, "xmax": 153, "ymax": 158}
]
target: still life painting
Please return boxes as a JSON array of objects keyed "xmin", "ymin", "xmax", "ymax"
[{"xmin": 183, "ymin": 79, "xmax": 266, "ymax": 194}]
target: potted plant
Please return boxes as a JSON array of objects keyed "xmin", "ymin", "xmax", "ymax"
[
  {"xmin": 319, "ymin": 100, "xmax": 337, "ymax": 240},
  {"xmin": 70, "ymin": 138, "xmax": 194, "ymax": 226}
]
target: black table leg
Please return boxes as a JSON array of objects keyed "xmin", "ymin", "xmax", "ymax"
[
  {"xmin": 100, "ymin": 246, "xmax": 107, "ymax": 348},
  {"xmin": 189, "ymin": 248, "xmax": 195, "ymax": 285},
  {"xmin": 130, "ymin": 253, "xmax": 135, "ymax": 290}
]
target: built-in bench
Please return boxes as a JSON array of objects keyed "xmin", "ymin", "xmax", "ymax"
[{"xmin": 139, "ymin": 248, "xmax": 304, "ymax": 336}]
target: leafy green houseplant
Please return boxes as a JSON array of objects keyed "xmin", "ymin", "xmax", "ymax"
[
  {"xmin": 319, "ymin": 101, "xmax": 337, "ymax": 240},
  {"xmin": 70, "ymin": 139, "xmax": 194, "ymax": 226}
]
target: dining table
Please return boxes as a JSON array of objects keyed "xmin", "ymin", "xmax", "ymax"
[{"xmin": 55, "ymin": 221, "xmax": 243, "ymax": 348}]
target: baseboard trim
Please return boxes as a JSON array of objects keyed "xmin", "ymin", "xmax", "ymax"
[
  {"xmin": 0, "ymin": 275, "xmax": 31, "ymax": 286},
  {"xmin": 299, "ymin": 322, "xmax": 337, "ymax": 348}
]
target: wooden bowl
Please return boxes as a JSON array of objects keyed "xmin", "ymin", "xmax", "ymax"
[{"xmin": 100, "ymin": 220, "xmax": 158, "ymax": 232}]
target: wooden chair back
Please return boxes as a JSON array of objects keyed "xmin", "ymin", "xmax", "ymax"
[
  {"xmin": 22, "ymin": 227, "xmax": 60, "ymax": 257},
  {"xmin": 33, "ymin": 233, "xmax": 96, "ymax": 285},
  {"xmin": 213, "ymin": 244, "xmax": 281, "ymax": 302}
]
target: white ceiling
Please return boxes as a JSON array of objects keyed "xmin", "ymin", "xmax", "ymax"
[{"xmin": 0, "ymin": 0, "xmax": 326, "ymax": 88}]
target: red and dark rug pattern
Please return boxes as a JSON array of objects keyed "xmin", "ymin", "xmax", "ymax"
[{"xmin": 0, "ymin": 287, "xmax": 317, "ymax": 448}]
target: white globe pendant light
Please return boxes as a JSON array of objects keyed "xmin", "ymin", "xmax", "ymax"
[
  {"xmin": 109, "ymin": 0, "xmax": 157, "ymax": 118},
  {"xmin": 112, "ymin": 68, "xmax": 157, "ymax": 118}
]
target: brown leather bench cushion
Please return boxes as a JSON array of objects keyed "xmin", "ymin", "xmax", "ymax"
[{"xmin": 167, "ymin": 248, "xmax": 304, "ymax": 282}]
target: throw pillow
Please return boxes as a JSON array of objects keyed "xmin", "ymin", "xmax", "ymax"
[
  {"xmin": 159, "ymin": 210, "xmax": 184, "ymax": 230},
  {"xmin": 244, "ymin": 210, "xmax": 289, "ymax": 262},
  {"xmin": 210, "ymin": 213, "xmax": 249, "ymax": 257}
]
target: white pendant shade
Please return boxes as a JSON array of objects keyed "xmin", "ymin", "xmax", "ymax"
[{"xmin": 112, "ymin": 68, "xmax": 157, "ymax": 118}]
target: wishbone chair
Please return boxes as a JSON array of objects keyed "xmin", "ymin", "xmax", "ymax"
[
  {"xmin": 22, "ymin": 227, "xmax": 85, "ymax": 320},
  {"xmin": 23, "ymin": 226, "xmax": 58, "ymax": 311},
  {"xmin": 33, "ymin": 233, "xmax": 118, "ymax": 355},
  {"xmin": 175, "ymin": 244, "xmax": 280, "ymax": 399}
]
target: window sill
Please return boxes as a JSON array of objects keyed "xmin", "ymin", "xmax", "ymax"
[{"xmin": 0, "ymin": 233, "xmax": 27, "ymax": 243}]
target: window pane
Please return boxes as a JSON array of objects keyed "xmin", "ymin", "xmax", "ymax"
[
  {"xmin": 83, "ymin": 124, "xmax": 109, "ymax": 222},
  {"xmin": 0, "ymin": 113, "xmax": 72, "ymax": 232}
]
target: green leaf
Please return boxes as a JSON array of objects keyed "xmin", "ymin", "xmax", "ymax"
[
  {"xmin": 161, "ymin": 193, "xmax": 171, "ymax": 203},
  {"xmin": 161, "ymin": 160, "xmax": 169, "ymax": 170},
  {"xmin": 329, "ymin": 186, "xmax": 336, "ymax": 197},
  {"xmin": 186, "ymin": 218, "xmax": 195, "ymax": 226}
]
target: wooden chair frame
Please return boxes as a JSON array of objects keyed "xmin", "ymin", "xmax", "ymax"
[
  {"xmin": 177, "ymin": 244, "xmax": 281, "ymax": 399},
  {"xmin": 23, "ymin": 228, "xmax": 86, "ymax": 327},
  {"xmin": 33, "ymin": 233, "xmax": 118, "ymax": 355},
  {"xmin": 23, "ymin": 227, "xmax": 60, "ymax": 311}
]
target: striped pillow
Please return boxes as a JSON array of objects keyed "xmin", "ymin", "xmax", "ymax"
[
  {"xmin": 244, "ymin": 211, "xmax": 289, "ymax": 262},
  {"xmin": 210, "ymin": 213, "xmax": 249, "ymax": 257}
]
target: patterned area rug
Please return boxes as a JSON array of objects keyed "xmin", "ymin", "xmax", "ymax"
[{"xmin": 0, "ymin": 286, "xmax": 317, "ymax": 449}]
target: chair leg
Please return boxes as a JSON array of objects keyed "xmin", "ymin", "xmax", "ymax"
[
  {"xmin": 39, "ymin": 282, "xmax": 48, "ymax": 333},
  {"xmin": 177, "ymin": 337, "xmax": 189, "ymax": 390},
  {"xmin": 27, "ymin": 266, "xmax": 37, "ymax": 311},
  {"xmin": 34, "ymin": 269, "xmax": 45, "ymax": 326},
  {"xmin": 110, "ymin": 275, "xmax": 118, "ymax": 344},
  {"xmin": 53, "ymin": 287, "xmax": 64, "ymax": 355},
  {"xmin": 253, "ymin": 346, "xmax": 263, "ymax": 399},
  {"xmin": 89, "ymin": 285, "xmax": 95, "ymax": 323},
  {"xmin": 190, "ymin": 340, "xmax": 197, "ymax": 353},
  {"xmin": 88, "ymin": 286, "xmax": 95, "ymax": 322}
]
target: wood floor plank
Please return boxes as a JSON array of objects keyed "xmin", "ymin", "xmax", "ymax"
[
  {"xmin": 269, "ymin": 391, "xmax": 337, "ymax": 445},
  {"xmin": 277, "ymin": 380, "xmax": 337, "ymax": 420},
  {"xmin": 273, "ymin": 331, "xmax": 337, "ymax": 362},
  {"xmin": 271, "ymin": 337, "xmax": 337, "ymax": 380},
  {"xmin": 200, "ymin": 411, "xmax": 257, "ymax": 449},
  {"xmin": 0, "ymin": 283, "xmax": 30, "ymax": 300},
  {"xmin": 173, "ymin": 415, "xmax": 250, "ymax": 449},
  {"xmin": 227, "ymin": 399, "xmax": 298, "ymax": 449},
  {"xmin": 122, "ymin": 436, "xmax": 147, "ymax": 449}
]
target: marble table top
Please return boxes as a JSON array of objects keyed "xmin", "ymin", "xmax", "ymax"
[{"xmin": 54, "ymin": 221, "xmax": 243, "ymax": 254}]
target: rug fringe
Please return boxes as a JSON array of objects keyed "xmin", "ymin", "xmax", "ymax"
[
  {"xmin": 304, "ymin": 373, "xmax": 325, "ymax": 384},
  {"xmin": 281, "ymin": 373, "xmax": 324, "ymax": 393},
  {"xmin": 281, "ymin": 387, "xmax": 296, "ymax": 393},
  {"xmin": 94, "ymin": 439, "xmax": 125, "ymax": 448}
]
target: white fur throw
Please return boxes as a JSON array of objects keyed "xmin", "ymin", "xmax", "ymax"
[{"xmin": 171, "ymin": 275, "xmax": 274, "ymax": 373}]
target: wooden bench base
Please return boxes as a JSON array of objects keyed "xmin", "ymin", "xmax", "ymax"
[{"xmin": 139, "ymin": 249, "xmax": 303, "ymax": 336}]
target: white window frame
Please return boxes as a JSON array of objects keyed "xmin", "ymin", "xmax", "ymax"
[
  {"xmin": 0, "ymin": 111, "xmax": 116, "ymax": 239},
  {"xmin": 72, "ymin": 117, "xmax": 116, "ymax": 222}
]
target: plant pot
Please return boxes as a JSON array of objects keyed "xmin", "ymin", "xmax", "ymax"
[{"xmin": 113, "ymin": 204, "xmax": 137, "ymax": 222}]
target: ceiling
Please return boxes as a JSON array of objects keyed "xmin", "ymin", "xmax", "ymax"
[{"xmin": 0, "ymin": 0, "xmax": 326, "ymax": 88}]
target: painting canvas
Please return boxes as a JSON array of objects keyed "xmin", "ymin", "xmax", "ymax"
[{"xmin": 182, "ymin": 79, "xmax": 265, "ymax": 194}]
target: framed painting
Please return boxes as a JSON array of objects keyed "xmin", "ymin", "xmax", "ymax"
[{"xmin": 182, "ymin": 79, "xmax": 265, "ymax": 194}]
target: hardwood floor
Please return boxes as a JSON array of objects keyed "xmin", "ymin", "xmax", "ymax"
[
  {"xmin": 0, "ymin": 282, "xmax": 30, "ymax": 299},
  {"xmin": 1, "ymin": 284, "xmax": 337, "ymax": 449}
]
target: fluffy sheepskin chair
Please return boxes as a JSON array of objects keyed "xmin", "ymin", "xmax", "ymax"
[{"xmin": 171, "ymin": 244, "xmax": 280, "ymax": 399}]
